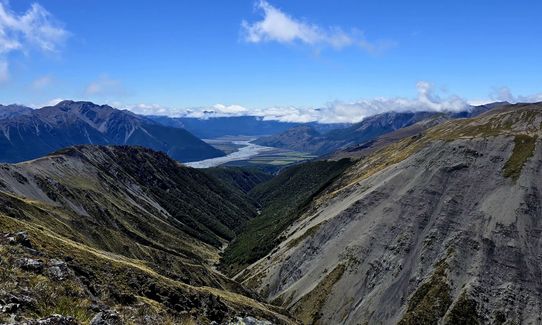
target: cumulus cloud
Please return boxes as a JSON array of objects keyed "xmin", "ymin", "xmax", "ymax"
[
  {"xmin": 241, "ymin": 0, "xmax": 394, "ymax": 53},
  {"xmin": 490, "ymin": 86, "xmax": 542, "ymax": 103},
  {"xmin": 0, "ymin": 2, "xmax": 68, "ymax": 81},
  {"xmin": 129, "ymin": 103, "xmax": 175, "ymax": 116},
  {"xmin": 125, "ymin": 82, "xmax": 470, "ymax": 124},
  {"xmin": 85, "ymin": 75, "xmax": 126, "ymax": 97},
  {"xmin": 250, "ymin": 82, "xmax": 467, "ymax": 123}
]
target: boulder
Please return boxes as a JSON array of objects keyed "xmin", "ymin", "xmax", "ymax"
[
  {"xmin": 1, "ymin": 302, "xmax": 20, "ymax": 313},
  {"xmin": 90, "ymin": 310, "xmax": 123, "ymax": 325},
  {"xmin": 45, "ymin": 260, "xmax": 70, "ymax": 281},
  {"xmin": 16, "ymin": 258, "xmax": 44, "ymax": 273},
  {"xmin": 7, "ymin": 232, "xmax": 32, "ymax": 248},
  {"xmin": 21, "ymin": 314, "xmax": 78, "ymax": 324},
  {"xmin": 230, "ymin": 317, "xmax": 273, "ymax": 325}
]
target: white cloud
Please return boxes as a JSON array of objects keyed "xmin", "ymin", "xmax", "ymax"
[
  {"xmin": 0, "ymin": 2, "xmax": 68, "ymax": 81},
  {"xmin": 31, "ymin": 75, "xmax": 52, "ymax": 90},
  {"xmin": 210, "ymin": 104, "xmax": 249, "ymax": 114},
  {"xmin": 26, "ymin": 97, "xmax": 64, "ymax": 109},
  {"xmin": 124, "ymin": 81, "xmax": 470, "ymax": 124},
  {"xmin": 85, "ymin": 75, "xmax": 126, "ymax": 97},
  {"xmin": 0, "ymin": 59, "xmax": 7, "ymax": 83},
  {"xmin": 490, "ymin": 86, "xmax": 542, "ymax": 103},
  {"xmin": 467, "ymin": 99, "xmax": 494, "ymax": 106},
  {"xmin": 252, "ymin": 82, "xmax": 467, "ymax": 123},
  {"xmin": 241, "ymin": 0, "xmax": 394, "ymax": 53},
  {"xmin": 46, "ymin": 98, "xmax": 64, "ymax": 106},
  {"xmin": 129, "ymin": 103, "xmax": 174, "ymax": 116}
]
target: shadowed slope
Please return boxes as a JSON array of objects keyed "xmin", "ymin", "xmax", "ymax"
[{"xmin": 0, "ymin": 101, "xmax": 224, "ymax": 163}]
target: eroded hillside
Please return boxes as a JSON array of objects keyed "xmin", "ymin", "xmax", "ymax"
[{"xmin": 238, "ymin": 103, "xmax": 542, "ymax": 324}]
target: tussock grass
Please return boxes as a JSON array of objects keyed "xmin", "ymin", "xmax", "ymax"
[
  {"xmin": 502, "ymin": 134, "xmax": 537, "ymax": 180},
  {"xmin": 290, "ymin": 263, "xmax": 346, "ymax": 324},
  {"xmin": 399, "ymin": 260, "xmax": 452, "ymax": 325}
]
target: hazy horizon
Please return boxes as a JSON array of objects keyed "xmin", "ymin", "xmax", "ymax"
[{"xmin": 1, "ymin": 1, "xmax": 541, "ymax": 123}]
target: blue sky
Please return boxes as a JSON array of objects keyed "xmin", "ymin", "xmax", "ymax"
[{"xmin": 0, "ymin": 0, "xmax": 541, "ymax": 122}]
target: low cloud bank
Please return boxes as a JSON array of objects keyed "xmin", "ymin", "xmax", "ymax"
[{"xmin": 128, "ymin": 81, "xmax": 470, "ymax": 124}]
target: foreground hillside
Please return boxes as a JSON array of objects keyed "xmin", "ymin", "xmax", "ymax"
[
  {"xmin": 0, "ymin": 146, "xmax": 293, "ymax": 324},
  {"xmin": 3, "ymin": 102, "xmax": 541, "ymax": 324},
  {"xmin": 238, "ymin": 102, "xmax": 542, "ymax": 324},
  {"xmin": 0, "ymin": 101, "xmax": 224, "ymax": 163}
]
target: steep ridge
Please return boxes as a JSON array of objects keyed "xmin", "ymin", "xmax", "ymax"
[
  {"xmin": 0, "ymin": 101, "xmax": 224, "ymax": 163},
  {"xmin": 0, "ymin": 145, "xmax": 293, "ymax": 324},
  {"xmin": 0, "ymin": 105, "xmax": 33, "ymax": 120},
  {"xmin": 238, "ymin": 102, "xmax": 542, "ymax": 324}
]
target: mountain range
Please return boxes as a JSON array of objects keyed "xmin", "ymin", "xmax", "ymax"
[
  {"xmin": 148, "ymin": 115, "xmax": 348, "ymax": 139},
  {"xmin": 0, "ymin": 105, "xmax": 33, "ymax": 120},
  {"xmin": 1, "ymin": 101, "xmax": 542, "ymax": 324},
  {"xmin": 0, "ymin": 101, "xmax": 224, "ymax": 163},
  {"xmin": 253, "ymin": 103, "xmax": 506, "ymax": 155}
]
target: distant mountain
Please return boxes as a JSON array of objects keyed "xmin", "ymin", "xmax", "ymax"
[
  {"xmin": 251, "ymin": 125, "xmax": 325, "ymax": 154},
  {"xmin": 148, "ymin": 115, "xmax": 348, "ymax": 138},
  {"xmin": 0, "ymin": 104, "xmax": 33, "ymax": 120},
  {"xmin": 254, "ymin": 111, "xmax": 440, "ymax": 154},
  {"xmin": 253, "ymin": 103, "xmax": 505, "ymax": 155},
  {"xmin": 0, "ymin": 100, "xmax": 224, "ymax": 163}
]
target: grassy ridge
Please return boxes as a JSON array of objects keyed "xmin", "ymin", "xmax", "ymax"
[
  {"xmin": 220, "ymin": 159, "xmax": 353, "ymax": 276},
  {"xmin": 0, "ymin": 213, "xmax": 291, "ymax": 324},
  {"xmin": 502, "ymin": 134, "xmax": 537, "ymax": 180},
  {"xmin": 69, "ymin": 146, "xmax": 258, "ymax": 246},
  {"xmin": 0, "ymin": 146, "xmax": 296, "ymax": 323}
]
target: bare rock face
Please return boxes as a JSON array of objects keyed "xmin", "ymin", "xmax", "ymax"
[
  {"xmin": 18, "ymin": 315, "xmax": 78, "ymax": 325},
  {"xmin": 45, "ymin": 260, "xmax": 70, "ymax": 281},
  {"xmin": 240, "ymin": 104, "xmax": 542, "ymax": 324},
  {"xmin": 16, "ymin": 258, "xmax": 44, "ymax": 273},
  {"xmin": 90, "ymin": 310, "xmax": 123, "ymax": 325},
  {"xmin": 229, "ymin": 316, "xmax": 273, "ymax": 325}
]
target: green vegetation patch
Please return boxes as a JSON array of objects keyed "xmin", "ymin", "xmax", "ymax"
[
  {"xmin": 444, "ymin": 292, "xmax": 480, "ymax": 325},
  {"xmin": 399, "ymin": 260, "xmax": 452, "ymax": 325},
  {"xmin": 202, "ymin": 166, "xmax": 273, "ymax": 194},
  {"xmin": 286, "ymin": 222, "xmax": 323, "ymax": 249},
  {"xmin": 290, "ymin": 263, "xmax": 346, "ymax": 324},
  {"xmin": 0, "ymin": 214, "xmax": 289, "ymax": 324},
  {"xmin": 502, "ymin": 134, "xmax": 537, "ymax": 180},
  {"xmin": 220, "ymin": 159, "xmax": 353, "ymax": 276}
]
